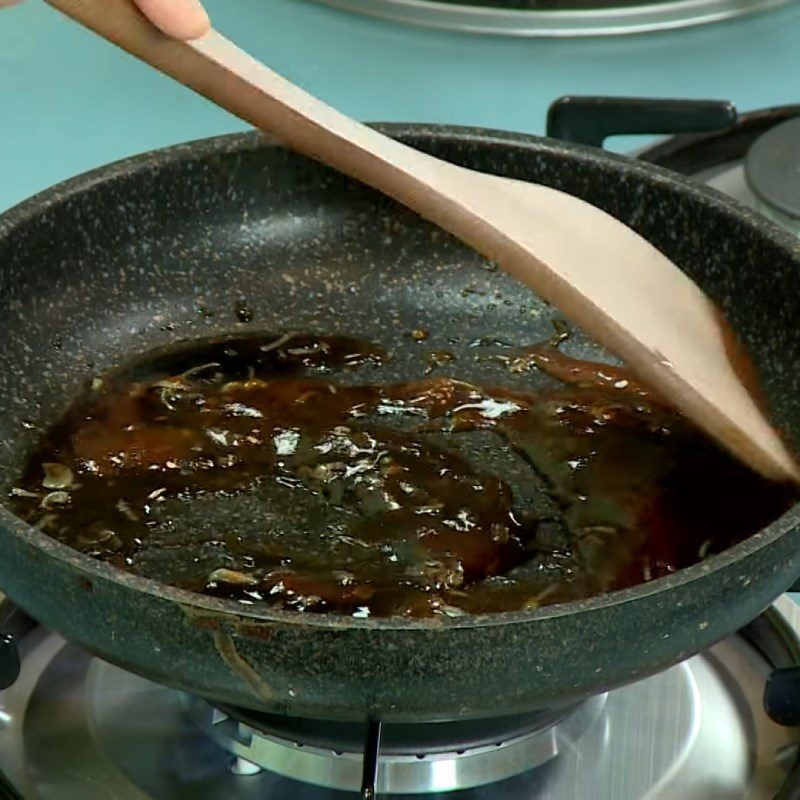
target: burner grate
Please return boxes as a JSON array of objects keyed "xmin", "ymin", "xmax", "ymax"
[{"xmin": 187, "ymin": 696, "xmax": 607, "ymax": 795}]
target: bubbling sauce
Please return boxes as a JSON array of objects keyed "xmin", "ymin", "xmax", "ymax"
[{"xmin": 9, "ymin": 333, "xmax": 795, "ymax": 618}]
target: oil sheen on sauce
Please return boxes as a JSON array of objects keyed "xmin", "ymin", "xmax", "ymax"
[{"xmin": 10, "ymin": 333, "xmax": 795, "ymax": 618}]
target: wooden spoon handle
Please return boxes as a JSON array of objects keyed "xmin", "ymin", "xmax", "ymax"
[
  {"xmin": 43, "ymin": 1, "xmax": 559, "ymax": 348},
  {"xmin": 44, "ymin": 0, "xmax": 800, "ymax": 485}
]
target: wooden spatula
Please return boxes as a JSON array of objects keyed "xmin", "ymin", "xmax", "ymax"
[{"xmin": 46, "ymin": 0, "xmax": 800, "ymax": 485}]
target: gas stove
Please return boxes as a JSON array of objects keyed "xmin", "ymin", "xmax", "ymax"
[
  {"xmin": 1, "ymin": 97, "xmax": 800, "ymax": 800},
  {"xmin": 1, "ymin": 593, "xmax": 799, "ymax": 798}
]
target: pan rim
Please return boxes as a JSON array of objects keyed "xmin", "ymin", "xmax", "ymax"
[{"xmin": 2, "ymin": 123, "xmax": 799, "ymax": 632}]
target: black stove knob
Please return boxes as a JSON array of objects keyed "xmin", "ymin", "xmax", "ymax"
[
  {"xmin": 0, "ymin": 633, "xmax": 19, "ymax": 691},
  {"xmin": 765, "ymin": 666, "xmax": 800, "ymax": 727}
]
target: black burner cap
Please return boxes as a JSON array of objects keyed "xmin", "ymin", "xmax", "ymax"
[{"xmin": 745, "ymin": 116, "xmax": 800, "ymax": 220}]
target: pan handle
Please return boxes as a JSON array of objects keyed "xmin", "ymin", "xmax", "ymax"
[{"xmin": 546, "ymin": 97, "xmax": 737, "ymax": 150}]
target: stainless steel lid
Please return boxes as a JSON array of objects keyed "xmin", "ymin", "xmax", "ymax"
[{"xmin": 307, "ymin": 0, "xmax": 796, "ymax": 37}]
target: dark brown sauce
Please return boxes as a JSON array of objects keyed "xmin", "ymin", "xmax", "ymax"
[{"xmin": 9, "ymin": 333, "xmax": 796, "ymax": 618}]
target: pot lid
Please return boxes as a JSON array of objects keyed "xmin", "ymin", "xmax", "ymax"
[{"xmin": 307, "ymin": 0, "xmax": 796, "ymax": 37}]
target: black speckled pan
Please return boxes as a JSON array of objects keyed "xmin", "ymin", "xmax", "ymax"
[{"xmin": 1, "ymin": 124, "xmax": 800, "ymax": 723}]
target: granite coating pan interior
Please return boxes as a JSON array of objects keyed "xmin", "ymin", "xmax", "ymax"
[{"xmin": 1, "ymin": 126, "xmax": 800, "ymax": 721}]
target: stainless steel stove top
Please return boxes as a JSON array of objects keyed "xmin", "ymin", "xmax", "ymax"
[{"xmin": 1, "ymin": 596, "xmax": 799, "ymax": 798}]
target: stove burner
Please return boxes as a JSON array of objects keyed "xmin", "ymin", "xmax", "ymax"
[
  {"xmin": 187, "ymin": 698, "xmax": 606, "ymax": 794},
  {"xmin": 0, "ymin": 603, "xmax": 795, "ymax": 798},
  {"xmin": 217, "ymin": 704, "xmax": 580, "ymax": 754},
  {"xmin": 745, "ymin": 117, "xmax": 800, "ymax": 228}
]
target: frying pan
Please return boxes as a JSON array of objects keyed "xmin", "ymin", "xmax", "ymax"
[{"xmin": 1, "ymin": 124, "xmax": 800, "ymax": 723}]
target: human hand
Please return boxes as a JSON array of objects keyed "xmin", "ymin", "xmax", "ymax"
[
  {"xmin": 130, "ymin": 0, "xmax": 210, "ymax": 40},
  {"xmin": 0, "ymin": 0, "xmax": 210, "ymax": 40}
]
